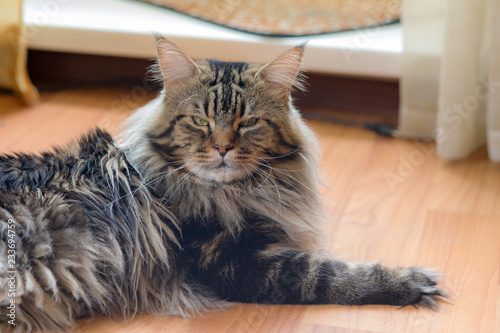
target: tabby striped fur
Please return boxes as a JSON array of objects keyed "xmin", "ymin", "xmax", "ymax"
[{"xmin": 0, "ymin": 38, "xmax": 445, "ymax": 332}]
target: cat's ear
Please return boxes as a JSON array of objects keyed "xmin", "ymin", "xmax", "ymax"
[
  {"xmin": 258, "ymin": 45, "xmax": 306, "ymax": 97},
  {"xmin": 156, "ymin": 38, "xmax": 198, "ymax": 86}
]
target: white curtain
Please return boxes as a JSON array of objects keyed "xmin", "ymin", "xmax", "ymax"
[{"xmin": 397, "ymin": 0, "xmax": 500, "ymax": 161}]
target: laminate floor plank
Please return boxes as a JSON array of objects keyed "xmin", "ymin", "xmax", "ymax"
[{"xmin": 0, "ymin": 86, "xmax": 497, "ymax": 333}]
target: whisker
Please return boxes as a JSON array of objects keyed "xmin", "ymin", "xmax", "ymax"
[
  {"xmin": 248, "ymin": 157, "xmax": 333, "ymax": 206},
  {"xmin": 104, "ymin": 160, "xmax": 191, "ymax": 207},
  {"xmin": 241, "ymin": 164, "xmax": 271, "ymax": 201},
  {"xmin": 175, "ymin": 94, "xmax": 201, "ymax": 123},
  {"xmin": 253, "ymin": 158, "xmax": 308, "ymax": 172},
  {"xmin": 255, "ymin": 166, "xmax": 284, "ymax": 218},
  {"xmin": 260, "ymin": 146, "xmax": 302, "ymax": 160},
  {"xmin": 160, "ymin": 161, "xmax": 198, "ymax": 204}
]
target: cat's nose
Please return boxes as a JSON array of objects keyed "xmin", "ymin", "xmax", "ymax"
[{"xmin": 213, "ymin": 144, "xmax": 234, "ymax": 157}]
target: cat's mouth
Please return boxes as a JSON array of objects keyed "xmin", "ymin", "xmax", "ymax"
[
  {"xmin": 211, "ymin": 161, "xmax": 241, "ymax": 182},
  {"xmin": 215, "ymin": 160, "xmax": 229, "ymax": 168},
  {"xmin": 190, "ymin": 158, "xmax": 246, "ymax": 183},
  {"xmin": 210, "ymin": 168, "xmax": 240, "ymax": 183}
]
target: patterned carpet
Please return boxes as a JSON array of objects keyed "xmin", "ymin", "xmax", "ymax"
[{"xmin": 138, "ymin": 0, "xmax": 401, "ymax": 37}]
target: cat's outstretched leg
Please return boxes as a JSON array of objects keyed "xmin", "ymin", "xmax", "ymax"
[{"xmin": 187, "ymin": 236, "xmax": 447, "ymax": 308}]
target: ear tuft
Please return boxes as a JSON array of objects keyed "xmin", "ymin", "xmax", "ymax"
[
  {"xmin": 259, "ymin": 46, "xmax": 306, "ymax": 95},
  {"xmin": 156, "ymin": 37, "xmax": 197, "ymax": 86}
]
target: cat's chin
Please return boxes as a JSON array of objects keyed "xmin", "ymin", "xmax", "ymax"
[{"xmin": 194, "ymin": 166, "xmax": 246, "ymax": 183}]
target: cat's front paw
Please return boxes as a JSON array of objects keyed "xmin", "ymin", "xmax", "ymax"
[{"xmin": 393, "ymin": 267, "xmax": 448, "ymax": 310}]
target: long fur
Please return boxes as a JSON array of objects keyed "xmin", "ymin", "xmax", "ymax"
[
  {"xmin": 0, "ymin": 131, "xmax": 222, "ymax": 332},
  {"xmin": 0, "ymin": 39, "xmax": 445, "ymax": 332}
]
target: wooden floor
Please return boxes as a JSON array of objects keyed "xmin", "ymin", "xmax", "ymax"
[{"xmin": 0, "ymin": 86, "xmax": 499, "ymax": 333}]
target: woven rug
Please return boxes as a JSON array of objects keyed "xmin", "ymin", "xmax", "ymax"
[{"xmin": 138, "ymin": 0, "xmax": 401, "ymax": 37}]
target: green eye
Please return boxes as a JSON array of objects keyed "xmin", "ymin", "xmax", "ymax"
[
  {"xmin": 241, "ymin": 117, "xmax": 258, "ymax": 127},
  {"xmin": 193, "ymin": 116, "xmax": 209, "ymax": 126}
]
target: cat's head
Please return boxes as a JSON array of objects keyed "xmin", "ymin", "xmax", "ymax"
[{"xmin": 126, "ymin": 38, "xmax": 315, "ymax": 184}]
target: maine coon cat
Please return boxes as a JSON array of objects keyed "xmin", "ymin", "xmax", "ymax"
[{"xmin": 0, "ymin": 38, "xmax": 446, "ymax": 332}]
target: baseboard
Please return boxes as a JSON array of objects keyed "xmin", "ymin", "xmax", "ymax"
[{"xmin": 28, "ymin": 50, "xmax": 399, "ymax": 125}]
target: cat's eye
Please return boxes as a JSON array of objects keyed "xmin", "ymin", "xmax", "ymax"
[
  {"xmin": 193, "ymin": 116, "xmax": 209, "ymax": 126},
  {"xmin": 240, "ymin": 117, "xmax": 258, "ymax": 128}
]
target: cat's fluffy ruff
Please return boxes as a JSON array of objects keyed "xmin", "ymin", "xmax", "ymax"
[{"xmin": 119, "ymin": 95, "xmax": 324, "ymax": 248}]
